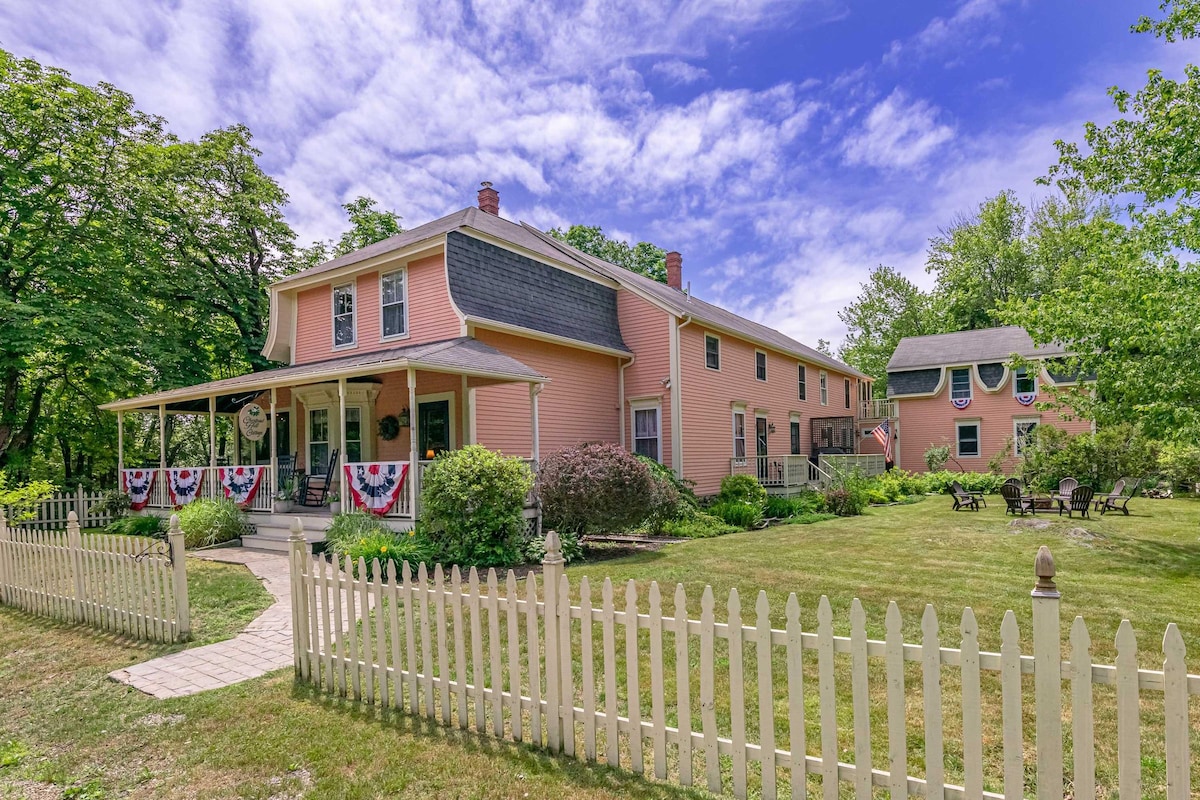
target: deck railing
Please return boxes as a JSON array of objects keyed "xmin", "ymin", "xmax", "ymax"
[
  {"xmin": 729, "ymin": 455, "xmax": 815, "ymax": 489},
  {"xmin": 859, "ymin": 399, "xmax": 898, "ymax": 420}
]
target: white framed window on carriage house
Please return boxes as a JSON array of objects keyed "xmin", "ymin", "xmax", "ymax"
[
  {"xmin": 732, "ymin": 405, "xmax": 747, "ymax": 465},
  {"xmin": 332, "ymin": 282, "xmax": 356, "ymax": 348},
  {"xmin": 630, "ymin": 400, "xmax": 662, "ymax": 463},
  {"xmin": 819, "ymin": 371, "xmax": 828, "ymax": 405},
  {"xmin": 380, "ymin": 268, "xmax": 408, "ymax": 340},
  {"xmin": 1013, "ymin": 366, "xmax": 1037, "ymax": 397},
  {"xmin": 956, "ymin": 419, "xmax": 981, "ymax": 458},
  {"xmin": 755, "ymin": 350, "xmax": 767, "ymax": 381},
  {"xmin": 1013, "ymin": 416, "xmax": 1039, "ymax": 457},
  {"xmin": 950, "ymin": 367, "xmax": 973, "ymax": 403},
  {"xmin": 705, "ymin": 333, "xmax": 721, "ymax": 370},
  {"xmin": 797, "ymin": 364, "xmax": 807, "ymax": 401}
]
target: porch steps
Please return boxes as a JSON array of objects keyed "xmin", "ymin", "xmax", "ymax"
[{"xmin": 239, "ymin": 512, "xmax": 413, "ymax": 553}]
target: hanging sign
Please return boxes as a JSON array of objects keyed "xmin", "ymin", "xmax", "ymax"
[
  {"xmin": 219, "ymin": 466, "xmax": 265, "ymax": 506},
  {"xmin": 122, "ymin": 469, "xmax": 156, "ymax": 511},
  {"xmin": 238, "ymin": 403, "xmax": 268, "ymax": 442},
  {"xmin": 344, "ymin": 462, "xmax": 410, "ymax": 516}
]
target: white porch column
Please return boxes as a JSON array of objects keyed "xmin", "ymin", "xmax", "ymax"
[
  {"xmin": 529, "ymin": 382, "xmax": 541, "ymax": 463},
  {"xmin": 269, "ymin": 387, "xmax": 278, "ymax": 492},
  {"xmin": 407, "ymin": 368, "xmax": 418, "ymax": 516},
  {"xmin": 208, "ymin": 395, "xmax": 217, "ymax": 468},
  {"xmin": 338, "ymin": 377, "xmax": 348, "ymax": 509},
  {"xmin": 116, "ymin": 411, "xmax": 125, "ymax": 475},
  {"xmin": 158, "ymin": 403, "xmax": 166, "ymax": 469}
]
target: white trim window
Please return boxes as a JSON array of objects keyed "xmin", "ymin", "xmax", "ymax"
[
  {"xmin": 1013, "ymin": 417, "xmax": 1039, "ymax": 456},
  {"xmin": 332, "ymin": 283, "xmax": 356, "ymax": 347},
  {"xmin": 308, "ymin": 408, "xmax": 330, "ymax": 472},
  {"xmin": 631, "ymin": 402, "xmax": 662, "ymax": 463},
  {"xmin": 798, "ymin": 365, "xmax": 807, "ymax": 401},
  {"xmin": 380, "ymin": 269, "xmax": 408, "ymax": 339},
  {"xmin": 705, "ymin": 334, "xmax": 721, "ymax": 370},
  {"xmin": 950, "ymin": 367, "xmax": 972, "ymax": 402},
  {"xmin": 956, "ymin": 420, "xmax": 981, "ymax": 458},
  {"xmin": 1013, "ymin": 367, "xmax": 1037, "ymax": 396},
  {"xmin": 755, "ymin": 350, "xmax": 767, "ymax": 381},
  {"xmin": 732, "ymin": 409, "xmax": 747, "ymax": 462},
  {"xmin": 345, "ymin": 406, "xmax": 364, "ymax": 462},
  {"xmin": 819, "ymin": 371, "xmax": 828, "ymax": 406},
  {"xmin": 844, "ymin": 378, "xmax": 851, "ymax": 409}
]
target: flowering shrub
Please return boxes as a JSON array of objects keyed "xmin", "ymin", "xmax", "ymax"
[
  {"xmin": 421, "ymin": 445, "xmax": 534, "ymax": 567},
  {"xmin": 334, "ymin": 528, "xmax": 432, "ymax": 580},
  {"xmin": 538, "ymin": 443, "xmax": 655, "ymax": 534}
]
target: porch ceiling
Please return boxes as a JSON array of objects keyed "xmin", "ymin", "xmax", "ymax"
[{"xmin": 100, "ymin": 337, "xmax": 549, "ymax": 413}]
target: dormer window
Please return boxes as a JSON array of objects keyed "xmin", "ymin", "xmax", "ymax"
[
  {"xmin": 333, "ymin": 283, "xmax": 355, "ymax": 347},
  {"xmin": 950, "ymin": 368, "xmax": 972, "ymax": 402},
  {"xmin": 1014, "ymin": 367, "xmax": 1036, "ymax": 396},
  {"xmin": 381, "ymin": 269, "xmax": 407, "ymax": 338}
]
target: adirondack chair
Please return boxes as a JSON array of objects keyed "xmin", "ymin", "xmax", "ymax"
[
  {"xmin": 951, "ymin": 481, "xmax": 980, "ymax": 511},
  {"xmin": 1093, "ymin": 478, "xmax": 1127, "ymax": 511},
  {"xmin": 297, "ymin": 448, "xmax": 338, "ymax": 508},
  {"xmin": 1001, "ymin": 483, "xmax": 1034, "ymax": 516},
  {"xmin": 1052, "ymin": 477, "xmax": 1079, "ymax": 514},
  {"xmin": 953, "ymin": 480, "xmax": 988, "ymax": 508},
  {"xmin": 1062, "ymin": 485, "xmax": 1095, "ymax": 519},
  {"xmin": 1100, "ymin": 478, "xmax": 1140, "ymax": 516}
]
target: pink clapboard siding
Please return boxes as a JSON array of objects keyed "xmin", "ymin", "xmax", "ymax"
[
  {"xmin": 678, "ymin": 322, "xmax": 863, "ymax": 496},
  {"xmin": 471, "ymin": 329, "xmax": 620, "ymax": 458},
  {"xmin": 896, "ymin": 371, "xmax": 1092, "ymax": 473},
  {"xmin": 616, "ymin": 290, "xmax": 673, "ymax": 468},
  {"xmin": 291, "ymin": 252, "xmax": 462, "ymax": 365}
]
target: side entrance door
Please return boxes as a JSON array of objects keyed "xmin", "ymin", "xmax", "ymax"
[
  {"xmin": 418, "ymin": 400, "xmax": 451, "ymax": 459},
  {"xmin": 756, "ymin": 416, "xmax": 769, "ymax": 481}
]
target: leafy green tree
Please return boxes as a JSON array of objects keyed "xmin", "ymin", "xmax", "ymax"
[
  {"xmin": 838, "ymin": 265, "xmax": 944, "ymax": 389},
  {"xmin": 292, "ymin": 196, "xmax": 403, "ymax": 274},
  {"xmin": 546, "ymin": 224, "xmax": 666, "ymax": 282}
]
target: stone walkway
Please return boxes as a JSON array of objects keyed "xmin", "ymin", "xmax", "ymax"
[{"xmin": 109, "ymin": 549, "xmax": 294, "ymax": 699}]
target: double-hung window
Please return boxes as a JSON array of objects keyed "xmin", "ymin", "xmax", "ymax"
[
  {"xmin": 1013, "ymin": 418, "xmax": 1039, "ymax": 456},
  {"xmin": 755, "ymin": 351, "xmax": 767, "ymax": 381},
  {"xmin": 333, "ymin": 283, "xmax": 356, "ymax": 347},
  {"xmin": 950, "ymin": 368, "xmax": 972, "ymax": 402},
  {"xmin": 732, "ymin": 410, "xmax": 746, "ymax": 461},
  {"xmin": 798, "ymin": 365, "xmax": 807, "ymax": 400},
  {"xmin": 1014, "ymin": 367, "xmax": 1036, "ymax": 396},
  {"xmin": 956, "ymin": 420, "xmax": 980, "ymax": 458},
  {"xmin": 381, "ymin": 269, "xmax": 407, "ymax": 338},
  {"xmin": 632, "ymin": 404, "xmax": 661, "ymax": 462},
  {"xmin": 705, "ymin": 335, "xmax": 720, "ymax": 370},
  {"xmin": 819, "ymin": 371, "xmax": 828, "ymax": 405}
]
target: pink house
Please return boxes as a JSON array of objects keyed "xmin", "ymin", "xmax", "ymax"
[
  {"xmin": 886, "ymin": 327, "xmax": 1093, "ymax": 473},
  {"xmin": 102, "ymin": 184, "xmax": 872, "ymax": 545}
]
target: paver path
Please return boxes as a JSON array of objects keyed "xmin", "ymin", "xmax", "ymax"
[{"xmin": 109, "ymin": 549, "xmax": 294, "ymax": 699}]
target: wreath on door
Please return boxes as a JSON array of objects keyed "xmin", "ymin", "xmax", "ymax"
[{"xmin": 378, "ymin": 414, "xmax": 401, "ymax": 441}]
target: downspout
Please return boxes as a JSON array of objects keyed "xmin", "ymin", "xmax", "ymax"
[
  {"xmin": 670, "ymin": 314, "xmax": 694, "ymax": 477},
  {"xmin": 618, "ymin": 353, "xmax": 636, "ymax": 451}
]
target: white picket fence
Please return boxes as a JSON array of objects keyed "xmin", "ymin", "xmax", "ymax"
[
  {"xmin": 0, "ymin": 510, "xmax": 190, "ymax": 643},
  {"xmin": 6, "ymin": 485, "xmax": 113, "ymax": 531},
  {"xmin": 288, "ymin": 535, "xmax": 1196, "ymax": 800}
]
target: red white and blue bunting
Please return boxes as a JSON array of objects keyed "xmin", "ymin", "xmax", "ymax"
[
  {"xmin": 951, "ymin": 397, "xmax": 972, "ymax": 410},
  {"xmin": 166, "ymin": 468, "xmax": 204, "ymax": 507},
  {"xmin": 344, "ymin": 462, "xmax": 410, "ymax": 516},
  {"xmin": 122, "ymin": 469, "xmax": 156, "ymax": 511},
  {"xmin": 219, "ymin": 466, "xmax": 264, "ymax": 507},
  {"xmin": 1015, "ymin": 392, "xmax": 1037, "ymax": 406}
]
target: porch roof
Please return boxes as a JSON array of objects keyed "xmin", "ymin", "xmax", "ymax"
[{"xmin": 100, "ymin": 337, "xmax": 548, "ymax": 413}]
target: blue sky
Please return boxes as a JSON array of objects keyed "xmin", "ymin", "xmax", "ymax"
[{"xmin": 0, "ymin": 1, "xmax": 1183, "ymax": 348}]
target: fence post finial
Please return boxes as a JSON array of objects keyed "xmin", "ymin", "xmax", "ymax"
[
  {"xmin": 543, "ymin": 529, "xmax": 564, "ymax": 565},
  {"xmin": 1032, "ymin": 545, "xmax": 1059, "ymax": 598},
  {"xmin": 289, "ymin": 516, "xmax": 305, "ymax": 541}
]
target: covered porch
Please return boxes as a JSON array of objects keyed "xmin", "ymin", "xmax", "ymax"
[{"xmin": 100, "ymin": 338, "xmax": 548, "ymax": 529}]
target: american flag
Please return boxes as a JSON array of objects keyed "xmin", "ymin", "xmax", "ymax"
[{"xmin": 871, "ymin": 418, "xmax": 893, "ymax": 462}]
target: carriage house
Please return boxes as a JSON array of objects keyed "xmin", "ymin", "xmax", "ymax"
[
  {"xmin": 886, "ymin": 326, "xmax": 1093, "ymax": 473},
  {"xmin": 101, "ymin": 184, "xmax": 871, "ymax": 548}
]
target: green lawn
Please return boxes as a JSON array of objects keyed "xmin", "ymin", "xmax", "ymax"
[{"xmin": 1, "ymin": 499, "xmax": 1197, "ymax": 799}]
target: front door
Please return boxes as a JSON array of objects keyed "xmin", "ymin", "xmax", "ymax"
[
  {"xmin": 418, "ymin": 400, "xmax": 451, "ymax": 458},
  {"xmin": 756, "ymin": 416, "xmax": 769, "ymax": 481}
]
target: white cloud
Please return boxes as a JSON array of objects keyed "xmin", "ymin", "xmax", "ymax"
[
  {"xmin": 651, "ymin": 59, "xmax": 710, "ymax": 85},
  {"xmin": 883, "ymin": 0, "xmax": 1015, "ymax": 66},
  {"xmin": 841, "ymin": 89, "xmax": 955, "ymax": 171}
]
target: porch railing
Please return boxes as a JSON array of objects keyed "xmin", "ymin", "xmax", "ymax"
[
  {"xmin": 859, "ymin": 398, "xmax": 898, "ymax": 420},
  {"xmin": 729, "ymin": 455, "xmax": 816, "ymax": 489},
  {"xmin": 818, "ymin": 453, "xmax": 887, "ymax": 481},
  {"xmin": 143, "ymin": 466, "xmax": 274, "ymax": 513}
]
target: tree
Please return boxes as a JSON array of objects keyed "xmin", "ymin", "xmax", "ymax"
[
  {"xmin": 837, "ymin": 265, "xmax": 943, "ymax": 390},
  {"xmin": 546, "ymin": 224, "xmax": 666, "ymax": 282},
  {"xmin": 292, "ymin": 196, "xmax": 404, "ymax": 274}
]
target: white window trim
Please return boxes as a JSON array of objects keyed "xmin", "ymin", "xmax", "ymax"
[
  {"xmin": 1012, "ymin": 368, "xmax": 1038, "ymax": 397},
  {"xmin": 844, "ymin": 378, "xmax": 851, "ymax": 410},
  {"xmin": 332, "ymin": 282, "xmax": 357, "ymax": 350},
  {"xmin": 704, "ymin": 333, "xmax": 722, "ymax": 371},
  {"xmin": 630, "ymin": 400, "xmax": 663, "ymax": 464},
  {"xmin": 754, "ymin": 350, "xmax": 767, "ymax": 382},
  {"xmin": 307, "ymin": 407, "xmax": 331, "ymax": 472},
  {"xmin": 732, "ymin": 407, "xmax": 747, "ymax": 464},
  {"xmin": 798, "ymin": 364, "xmax": 807, "ymax": 401},
  {"xmin": 379, "ymin": 268, "xmax": 410, "ymax": 342},
  {"xmin": 956, "ymin": 419, "xmax": 982, "ymax": 459},
  {"xmin": 819, "ymin": 371, "xmax": 828, "ymax": 406},
  {"xmin": 416, "ymin": 391, "xmax": 457, "ymax": 459},
  {"xmin": 949, "ymin": 366, "xmax": 973, "ymax": 402},
  {"xmin": 789, "ymin": 412, "xmax": 802, "ymax": 455},
  {"xmin": 755, "ymin": 413, "xmax": 769, "ymax": 457},
  {"xmin": 1013, "ymin": 416, "xmax": 1040, "ymax": 457}
]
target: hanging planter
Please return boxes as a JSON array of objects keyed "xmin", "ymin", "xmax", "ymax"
[{"xmin": 378, "ymin": 414, "xmax": 402, "ymax": 441}]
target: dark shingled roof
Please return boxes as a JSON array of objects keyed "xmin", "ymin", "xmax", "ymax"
[
  {"xmin": 446, "ymin": 232, "xmax": 628, "ymax": 353},
  {"xmin": 888, "ymin": 326, "xmax": 1068, "ymax": 371},
  {"xmin": 886, "ymin": 368, "xmax": 942, "ymax": 397}
]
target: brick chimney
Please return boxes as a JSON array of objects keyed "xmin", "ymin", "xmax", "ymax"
[
  {"xmin": 665, "ymin": 251, "xmax": 682, "ymax": 290},
  {"xmin": 477, "ymin": 181, "xmax": 499, "ymax": 215}
]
